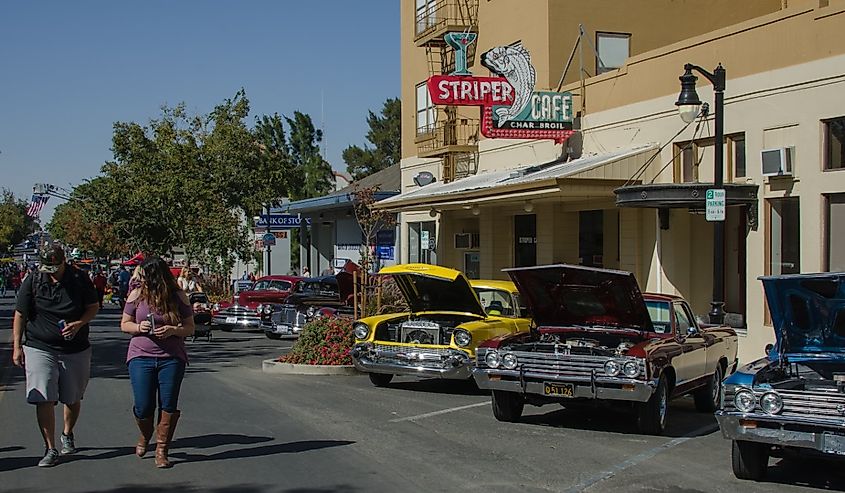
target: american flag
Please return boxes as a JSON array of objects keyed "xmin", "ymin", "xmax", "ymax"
[{"xmin": 26, "ymin": 194, "xmax": 49, "ymax": 218}]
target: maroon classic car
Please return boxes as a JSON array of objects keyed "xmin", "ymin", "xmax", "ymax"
[
  {"xmin": 212, "ymin": 275, "xmax": 302, "ymax": 331},
  {"xmin": 472, "ymin": 264, "xmax": 738, "ymax": 435}
]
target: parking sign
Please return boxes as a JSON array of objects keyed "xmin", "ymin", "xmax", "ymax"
[{"xmin": 705, "ymin": 189, "xmax": 726, "ymax": 222}]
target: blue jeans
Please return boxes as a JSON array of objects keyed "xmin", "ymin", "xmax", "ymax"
[{"xmin": 127, "ymin": 357, "xmax": 186, "ymax": 419}]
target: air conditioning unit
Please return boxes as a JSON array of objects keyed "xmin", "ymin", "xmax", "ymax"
[
  {"xmin": 761, "ymin": 147, "xmax": 793, "ymax": 177},
  {"xmin": 454, "ymin": 233, "xmax": 480, "ymax": 249}
]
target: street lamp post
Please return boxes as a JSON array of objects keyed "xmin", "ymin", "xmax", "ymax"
[
  {"xmin": 675, "ymin": 63, "xmax": 727, "ymax": 324},
  {"xmin": 265, "ymin": 205, "xmax": 272, "ymax": 276}
]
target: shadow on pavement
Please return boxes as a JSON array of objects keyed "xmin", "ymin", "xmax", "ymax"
[
  {"xmin": 762, "ymin": 456, "xmax": 845, "ymax": 491},
  {"xmin": 173, "ymin": 433, "xmax": 273, "ymax": 449},
  {"xmin": 519, "ymin": 397, "xmax": 718, "ymax": 439},
  {"xmin": 386, "ymin": 378, "xmax": 489, "ymax": 396},
  {"xmin": 169, "ymin": 439, "xmax": 355, "ymax": 464},
  {"xmin": 12, "ymin": 484, "xmax": 362, "ymax": 493}
]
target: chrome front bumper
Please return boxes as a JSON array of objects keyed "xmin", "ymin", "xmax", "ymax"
[
  {"xmin": 212, "ymin": 315, "xmax": 262, "ymax": 328},
  {"xmin": 261, "ymin": 322, "xmax": 304, "ymax": 336},
  {"xmin": 716, "ymin": 412, "xmax": 845, "ymax": 455},
  {"xmin": 472, "ymin": 368, "xmax": 656, "ymax": 402},
  {"xmin": 351, "ymin": 343, "xmax": 473, "ymax": 380}
]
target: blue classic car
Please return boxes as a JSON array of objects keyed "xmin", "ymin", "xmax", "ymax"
[{"xmin": 717, "ymin": 272, "xmax": 845, "ymax": 480}]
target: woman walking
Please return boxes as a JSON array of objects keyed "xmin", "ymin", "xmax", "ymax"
[{"xmin": 120, "ymin": 257, "xmax": 194, "ymax": 468}]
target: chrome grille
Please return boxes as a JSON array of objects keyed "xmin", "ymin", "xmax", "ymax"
[
  {"xmin": 477, "ymin": 348, "xmax": 645, "ymax": 378},
  {"xmin": 272, "ymin": 306, "xmax": 306, "ymax": 326},
  {"xmin": 373, "ymin": 343, "xmax": 453, "ymax": 355},
  {"xmin": 218, "ymin": 306, "xmax": 259, "ymax": 318},
  {"xmin": 371, "ymin": 343, "xmax": 460, "ymax": 368},
  {"xmin": 724, "ymin": 387, "xmax": 845, "ymax": 422}
]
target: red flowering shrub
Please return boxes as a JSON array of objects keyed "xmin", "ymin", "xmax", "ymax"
[{"xmin": 280, "ymin": 317, "xmax": 354, "ymax": 365}]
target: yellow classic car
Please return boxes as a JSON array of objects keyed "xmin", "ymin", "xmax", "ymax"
[{"xmin": 351, "ymin": 263, "xmax": 531, "ymax": 386}]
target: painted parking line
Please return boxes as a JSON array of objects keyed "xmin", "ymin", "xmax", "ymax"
[
  {"xmin": 563, "ymin": 423, "xmax": 719, "ymax": 493},
  {"xmin": 389, "ymin": 401, "xmax": 489, "ymax": 423}
]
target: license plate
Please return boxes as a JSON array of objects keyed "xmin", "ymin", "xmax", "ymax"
[
  {"xmin": 823, "ymin": 433, "xmax": 845, "ymax": 455},
  {"xmin": 544, "ymin": 382, "xmax": 574, "ymax": 398},
  {"xmin": 225, "ymin": 317, "xmax": 237, "ymax": 324}
]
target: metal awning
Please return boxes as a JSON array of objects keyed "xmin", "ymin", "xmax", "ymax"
[
  {"xmin": 374, "ymin": 143, "xmax": 659, "ymax": 212},
  {"xmin": 614, "ymin": 183, "xmax": 758, "ymax": 209}
]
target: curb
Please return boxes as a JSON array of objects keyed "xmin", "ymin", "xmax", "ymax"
[{"xmin": 261, "ymin": 359, "xmax": 360, "ymax": 376}]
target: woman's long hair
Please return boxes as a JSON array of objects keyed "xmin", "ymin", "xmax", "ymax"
[{"xmin": 139, "ymin": 256, "xmax": 182, "ymax": 324}]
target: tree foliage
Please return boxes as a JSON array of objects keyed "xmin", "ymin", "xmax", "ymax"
[
  {"xmin": 343, "ymin": 98, "xmax": 401, "ymax": 180},
  {"xmin": 47, "ymin": 192, "xmax": 126, "ymax": 258},
  {"xmin": 0, "ymin": 190, "xmax": 36, "ymax": 254},
  {"xmin": 286, "ymin": 111, "xmax": 333, "ymax": 199},
  {"xmin": 351, "ymin": 185, "xmax": 396, "ymax": 273}
]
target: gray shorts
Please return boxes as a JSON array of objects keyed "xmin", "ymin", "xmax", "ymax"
[{"xmin": 24, "ymin": 346, "xmax": 92, "ymax": 404}]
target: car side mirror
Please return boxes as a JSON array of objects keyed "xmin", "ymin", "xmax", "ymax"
[{"xmin": 765, "ymin": 343, "xmax": 774, "ymax": 354}]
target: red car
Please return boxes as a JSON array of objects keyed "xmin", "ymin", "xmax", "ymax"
[{"xmin": 212, "ymin": 275, "xmax": 301, "ymax": 331}]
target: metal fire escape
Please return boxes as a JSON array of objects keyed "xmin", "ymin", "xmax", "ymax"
[{"xmin": 414, "ymin": 0, "xmax": 480, "ymax": 183}]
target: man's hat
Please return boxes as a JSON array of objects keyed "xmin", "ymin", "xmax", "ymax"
[{"xmin": 38, "ymin": 245, "xmax": 66, "ymax": 274}]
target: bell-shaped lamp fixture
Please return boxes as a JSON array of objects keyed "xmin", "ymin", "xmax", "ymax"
[{"xmin": 676, "ymin": 66, "xmax": 702, "ymax": 124}]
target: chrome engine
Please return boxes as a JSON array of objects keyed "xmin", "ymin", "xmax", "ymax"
[
  {"xmin": 399, "ymin": 320, "xmax": 441, "ymax": 345},
  {"xmin": 534, "ymin": 332, "xmax": 636, "ymax": 356}
]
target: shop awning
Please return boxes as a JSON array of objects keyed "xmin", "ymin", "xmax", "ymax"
[{"xmin": 373, "ymin": 143, "xmax": 659, "ymax": 212}]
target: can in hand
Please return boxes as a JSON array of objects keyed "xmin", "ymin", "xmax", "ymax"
[
  {"xmin": 58, "ymin": 319, "xmax": 72, "ymax": 340},
  {"xmin": 146, "ymin": 313, "xmax": 155, "ymax": 334}
]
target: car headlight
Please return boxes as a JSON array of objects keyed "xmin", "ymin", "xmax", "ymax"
[
  {"xmin": 485, "ymin": 350, "xmax": 500, "ymax": 368},
  {"xmin": 734, "ymin": 388, "xmax": 757, "ymax": 413},
  {"xmin": 213, "ymin": 303, "xmax": 220, "ymax": 311},
  {"xmin": 760, "ymin": 391, "xmax": 783, "ymax": 414},
  {"xmin": 353, "ymin": 323, "xmax": 370, "ymax": 340},
  {"xmin": 502, "ymin": 353, "xmax": 518, "ymax": 370},
  {"xmin": 256, "ymin": 304, "xmax": 264, "ymax": 313},
  {"xmin": 453, "ymin": 329, "xmax": 471, "ymax": 347},
  {"xmin": 604, "ymin": 360, "xmax": 621, "ymax": 377},
  {"xmin": 622, "ymin": 360, "xmax": 640, "ymax": 378},
  {"xmin": 262, "ymin": 305, "xmax": 273, "ymax": 314},
  {"xmin": 307, "ymin": 306, "xmax": 317, "ymax": 317}
]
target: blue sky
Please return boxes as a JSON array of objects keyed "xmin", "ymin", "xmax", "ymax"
[{"xmin": 0, "ymin": 0, "xmax": 399, "ymax": 222}]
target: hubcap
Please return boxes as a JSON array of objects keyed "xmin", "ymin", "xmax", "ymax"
[
  {"xmin": 658, "ymin": 384, "xmax": 667, "ymax": 425},
  {"xmin": 712, "ymin": 370, "xmax": 722, "ymax": 406}
]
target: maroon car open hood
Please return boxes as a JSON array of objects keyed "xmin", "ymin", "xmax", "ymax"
[
  {"xmin": 505, "ymin": 264, "xmax": 653, "ymax": 332},
  {"xmin": 237, "ymin": 290, "xmax": 291, "ymax": 307}
]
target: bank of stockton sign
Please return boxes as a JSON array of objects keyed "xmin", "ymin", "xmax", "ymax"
[{"xmin": 426, "ymin": 32, "xmax": 575, "ymax": 144}]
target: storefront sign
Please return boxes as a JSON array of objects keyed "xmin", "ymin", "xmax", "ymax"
[
  {"xmin": 256, "ymin": 214, "xmax": 312, "ymax": 230},
  {"xmin": 377, "ymin": 245, "xmax": 395, "ymax": 260},
  {"xmin": 427, "ymin": 34, "xmax": 575, "ymax": 144}
]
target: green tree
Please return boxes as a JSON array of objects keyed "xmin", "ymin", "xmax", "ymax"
[
  {"xmin": 343, "ymin": 98, "xmax": 401, "ymax": 180},
  {"xmin": 0, "ymin": 190, "xmax": 36, "ymax": 254},
  {"xmin": 47, "ymin": 197, "xmax": 127, "ymax": 258},
  {"xmin": 286, "ymin": 111, "xmax": 333, "ymax": 199}
]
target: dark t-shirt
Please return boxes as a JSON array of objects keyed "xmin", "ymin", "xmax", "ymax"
[{"xmin": 15, "ymin": 266, "xmax": 98, "ymax": 354}]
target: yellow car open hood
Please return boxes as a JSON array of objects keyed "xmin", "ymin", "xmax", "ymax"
[{"xmin": 379, "ymin": 264, "xmax": 487, "ymax": 317}]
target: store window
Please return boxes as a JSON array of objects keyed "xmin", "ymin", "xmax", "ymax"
[
  {"xmin": 514, "ymin": 214, "xmax": 537, "ymax": 268},
  {"xmin": 826, "ymin": 194, "xmax": 845, "ymax": 271},
  {"xmin": 768, "ymin": 198, "xmax": 800, "ymax": 275},
  {"xmin": 596, "ymin": 32, "xmax": 630, "ymax": 74},
  {"xmin": 408, "ymin": 221, "xmax": 437, "ymax": 264},
  {"xmin": 825, "ymin": 117, "xmax": 845, "ymax": 170},
  {"xmin": 579, "ymin": 210, "xmax": 603, "ymax": 267},
  {"xmin": 464, "ymin": 251, "xmax": 480, "ymax": 280},
  {"xmin": 674, "ymin": 133, "xmax": 745, "ymax": 183},
  {"xmin": 731, "ymin": 134, "xmax": 746, "ymax": 179},
  {"xmin": 416, "ymin": 82, "xmax": 436, "ymax": 135}
]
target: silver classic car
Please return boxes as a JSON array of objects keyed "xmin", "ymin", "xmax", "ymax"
[{"xmin": 717, "ymin": 272, "xmax": 845, "ymax": 480}]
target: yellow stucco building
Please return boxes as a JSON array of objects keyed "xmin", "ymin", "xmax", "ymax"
[{"xmin": 381, "ymin": 0, "xmax": 845, "ymax": 362}]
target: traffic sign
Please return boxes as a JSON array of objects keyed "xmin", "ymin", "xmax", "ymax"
[
  {"xmin": 705, "ymin": 189, "xmax": 726, "ymax": 222},
  {"xmin": 262, "ymin": 233, "xmax": 276, "ymax": 246}
]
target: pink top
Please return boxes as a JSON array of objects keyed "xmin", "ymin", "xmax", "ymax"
[{"xmin": 124, "ymin": 295, "xmax": 193, "ymax": 363}]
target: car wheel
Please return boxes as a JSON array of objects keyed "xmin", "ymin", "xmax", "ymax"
[
  {"xmin": 368, "ymin": 373, "xmax": 393, "ymax": 387},
  {"xmin": 732, "ymin": 440, "xmax": 768, "ymax": 481},
  {"xmin": 491, "ymin": 390, "xmax": 524, "ymax": 422},
  {"xmin": 694, "ymin": 364, "xmax": 723, "ymax": 412},
  {"xmin": 637, "ymin": 375, "xmax": 669, "ymax": 435},
  {"xmin": 266, "ymin": 333, "xmax": 282, "ymax": 340}
]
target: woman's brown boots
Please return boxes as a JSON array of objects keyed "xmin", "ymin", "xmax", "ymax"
[
  {"xmin": 134, "ymin": 417, "xmax": 154, "ymax": 458},
  {"xmin": 155, "ymin": 410, "xmax": 180, "ymax": 468}
]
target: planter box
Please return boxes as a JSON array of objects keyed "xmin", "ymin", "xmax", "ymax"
[{"xmin": 261, "ymin": 359, "xmax": 360, "ymax": 376}]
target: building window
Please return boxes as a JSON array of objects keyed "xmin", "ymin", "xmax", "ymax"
[
  {"xmin": 731, "ymin": 134, "xmax": 746, "ymax": 179},
  {"xmin": 826, "ymin": 194, "xmax": 845, "ymax": 271},
  {"xmin": 464, "ymin": 251, "xmax": 480, "ymax": 280},
  {"xmin": 408, "ymin": 221, "xmax": 436, "ymax": 264},
  {"xmin": 416, "ymin": 82, "xmax": 436, "ymax": 135},
  {"xmin": 415, "ymin": 0, "xmax": 437, "ymax": 35},
  {"xmin": 768, "ymin": 198, "xmax": 800, "ymax": 275},
  {"xmin": 596, "ymin": 32, "xmax": 630, "ymax": 74},
  {"xmin": 514, "ymin": 214, "xmax": 536, "ymax": 268},
  {"xmin": 825, "ymin": 117, "xmax": 845, "ymax": 170}
]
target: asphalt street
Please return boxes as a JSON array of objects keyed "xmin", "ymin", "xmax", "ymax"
[{"xmin": 2, "ymin": 294, "xmax": 845, "ymax": 492}]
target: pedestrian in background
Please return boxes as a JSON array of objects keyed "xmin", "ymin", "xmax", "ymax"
[
  {"xmin": 120, "ymin": 256, "xmax": 195, "ymax": 468},
  {"xmin": 92, "ymin": 270, "xmax": 107, "ymax": 309},
  {"xmin": 12, "ymin": 245, "xmax": 99, "ymax": 467}
]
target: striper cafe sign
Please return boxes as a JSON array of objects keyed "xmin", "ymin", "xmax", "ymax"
[{"xmin": 427, "ymin": 33, "xmax": 575, "ymax": 144}]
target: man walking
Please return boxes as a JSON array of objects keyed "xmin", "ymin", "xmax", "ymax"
[{"xmin": 12, "ymin": 245, "xmax": 99, "ymax": 467}]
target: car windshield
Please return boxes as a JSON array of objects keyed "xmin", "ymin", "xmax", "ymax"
[
  {"xmin": 252, "ymin": 280, "xmax": 292, "ymax": 291},
  {"xmin": 646, "ymin": 300, "xmax": 672, "ymax": 334},
  {"xmin": 474, "ymin": 288, "xmax": 517, "ymax": 317},
  {"xmin": 298, "ymin": 281, "xmax": 338, "ymax": 295}
]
